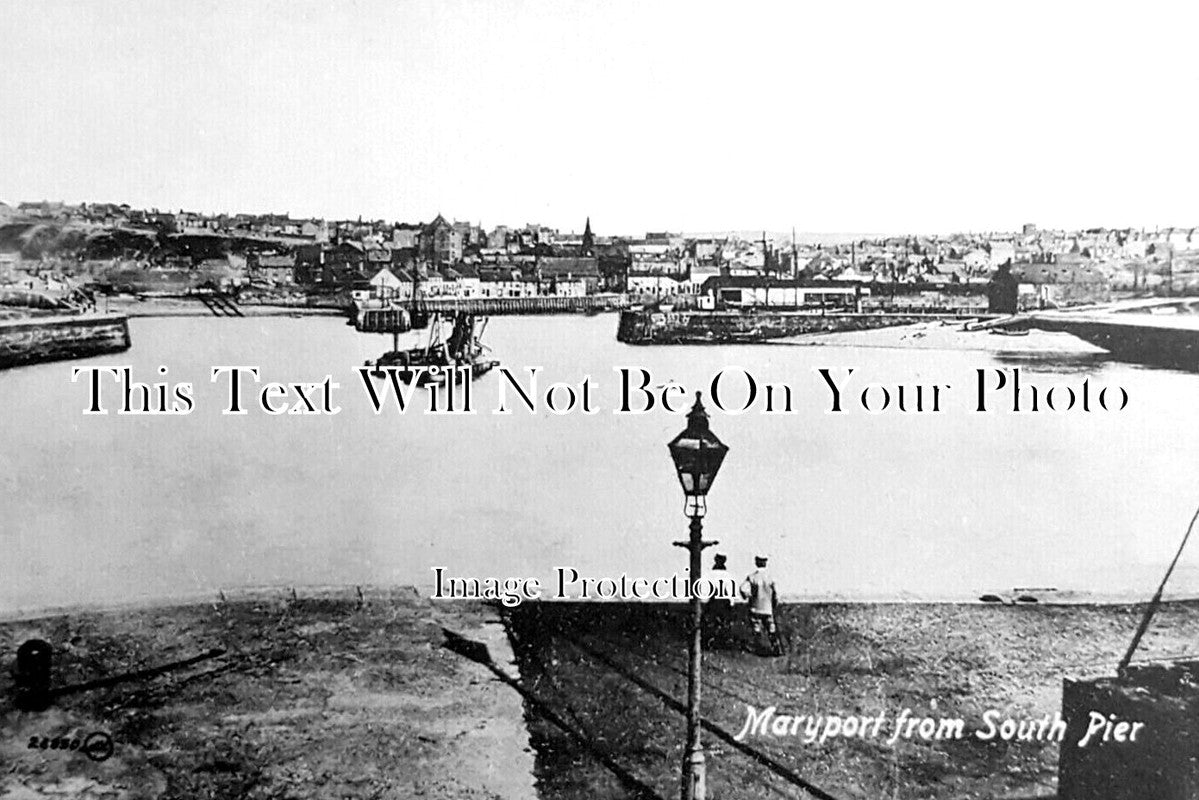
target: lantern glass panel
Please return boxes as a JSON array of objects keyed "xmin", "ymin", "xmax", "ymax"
[
  {"xmin": 668, "ymin": 440, "xmax": 726, "ymax": 498},
  {"xmin": 667, "ymin": 392, "xmax": 728, "ymax": 504}
]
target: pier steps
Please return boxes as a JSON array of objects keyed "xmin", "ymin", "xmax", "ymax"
[{"xmin": 197, "ymin": 294, "xmax": 244, "ymax": 317}]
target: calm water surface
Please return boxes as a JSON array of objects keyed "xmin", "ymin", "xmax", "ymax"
[{"xmin": 3, "ymin": 314, "xmax": 1199, "ymax": 614}]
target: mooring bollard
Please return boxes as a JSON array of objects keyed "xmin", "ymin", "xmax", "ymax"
[{"xmin": 14, "ymin": 639, "xmax": 53, "ymax": 711}]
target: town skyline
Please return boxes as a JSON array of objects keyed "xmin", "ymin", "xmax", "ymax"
[
  {"xmin": 6, "ymin": 193, "xmax": 1195, "ymax": 313},
  {"xmin": 5, "ymin": 197, "xmax": 1198, "ymax": 243}
]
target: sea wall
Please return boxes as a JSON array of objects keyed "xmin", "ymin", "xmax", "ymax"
[{"xmin": 0, "ymin": 313, "xmax": 131, "ymax": 369}]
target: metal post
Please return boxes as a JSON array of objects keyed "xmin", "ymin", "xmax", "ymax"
[
  {"xmin": 682, "ymin": 513, "xmax": 706, "ymax": 800},
  {"xmin": 14, "ymin": 639, "xmax": 53, "ymax": 711},
  {"xmin": 1167, "ymin": 248, "xmax": 1174, "ymax": 297}
]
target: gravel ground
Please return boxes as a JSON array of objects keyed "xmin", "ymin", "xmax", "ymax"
[
  {"xmin": 1, "ymin": 589, "xmax": 534, "ymax": 800},
  {"xmin": 5, "ymin": 596, "xmax": 1197, "ymax": 800}
]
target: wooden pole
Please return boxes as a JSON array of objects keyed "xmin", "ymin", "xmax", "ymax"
[{"xmin": 1119, "ymin": 502, "xmax": 1199, "ymax": 674}]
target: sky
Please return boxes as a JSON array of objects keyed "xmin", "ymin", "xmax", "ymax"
[{"xmin": 1, "ymin": 0, "xmax": 1196, "ymax": 235}]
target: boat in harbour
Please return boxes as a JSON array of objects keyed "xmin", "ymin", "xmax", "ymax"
[{"xmin": 366, "ymin": 310, "xmax": 498, "ymax": 385}]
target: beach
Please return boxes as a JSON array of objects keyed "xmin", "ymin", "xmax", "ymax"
[{"xmin": 97, "ymin": 296, "xmax": 346, "ymax": 318}]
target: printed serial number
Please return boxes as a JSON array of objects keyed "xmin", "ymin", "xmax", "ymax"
[{"xmin": 27, "ymin": 731, "xmax": 113, "ymax": 762}]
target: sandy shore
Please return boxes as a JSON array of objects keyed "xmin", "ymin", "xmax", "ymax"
[
  {"xmin": 98, "ymin": 296, "xmax": 346, "ymax": 318},
  {"xmin": 5, "ymin": 593, "xmax": 1198, "ymax": 798},
  {"xmin": 773, "ymin": 320, "xmax": 1107, "ymax": 355}
]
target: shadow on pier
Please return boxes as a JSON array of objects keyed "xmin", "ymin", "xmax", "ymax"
[
  {"xmin": 477, "ymin": 601, "xmax": 850, "ymax": 800},
  {"xmin": 485, "ymin": 601, "xmax": 1078, "ymax": 800}
]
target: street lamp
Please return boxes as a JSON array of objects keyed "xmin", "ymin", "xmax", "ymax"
[{"xmin": 667, "ymin": 392, "xmax": 729, "ymax": 800}]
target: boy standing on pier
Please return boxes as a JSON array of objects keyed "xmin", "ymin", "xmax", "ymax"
[{"xmin": 740, "ymin": 556, "xmax": 783, "ymax": 656}]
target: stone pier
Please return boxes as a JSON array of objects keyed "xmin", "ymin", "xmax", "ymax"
[{"xmin": 0, "ymin": 313, "xmax": 131, "ymax": 369}]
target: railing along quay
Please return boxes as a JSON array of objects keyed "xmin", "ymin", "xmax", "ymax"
[{"xmin": 355, "ymin": 293, "xmax": 628, "ymax": 333}]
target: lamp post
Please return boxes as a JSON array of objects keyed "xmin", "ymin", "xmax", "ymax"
[{"xmin": 667, "ymin": 392, "xmax": 729, "ymax": 800}]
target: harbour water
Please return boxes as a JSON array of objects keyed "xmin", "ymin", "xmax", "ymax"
[{"xmin": 4, "ymin": 314, "xmax": 1199, "ymax": 615}]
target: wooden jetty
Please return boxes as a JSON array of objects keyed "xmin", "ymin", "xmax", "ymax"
[{"xmin": 355, "ymin": 294, "xmax": 627, "ymax": 333}]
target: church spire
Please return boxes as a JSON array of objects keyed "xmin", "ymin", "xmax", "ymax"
[{"xmin": 582, "ymin": 216, "xmax": 594, "ymax": 255}]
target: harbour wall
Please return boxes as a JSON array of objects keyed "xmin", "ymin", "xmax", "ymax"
[
  {"xmin": 617, "ymin": 308, "xmax": 991, "ymax": 344},
  {"xmin": 0, "ymin": 312, "xmax": 132, "ymax": 369}
]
